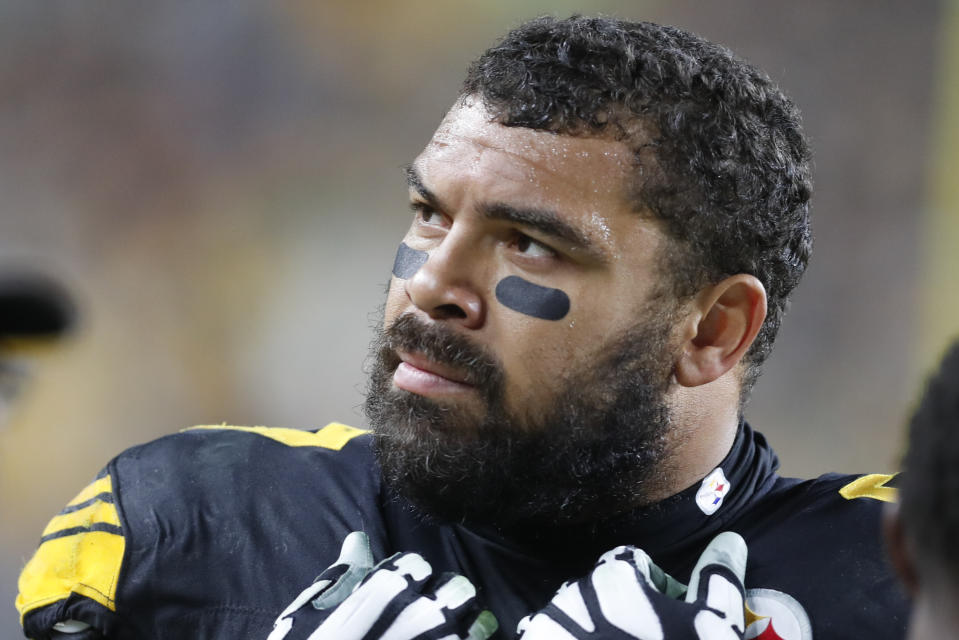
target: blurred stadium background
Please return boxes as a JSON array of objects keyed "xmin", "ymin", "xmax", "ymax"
[{"xmin": 1, "ymin": 1, "xmax": 957, "ymax": 633}]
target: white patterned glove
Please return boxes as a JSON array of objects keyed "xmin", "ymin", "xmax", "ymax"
[
  {"xmin": 268, "ymin": 531, "xmax": 498, "ymax": 640},
  {"xmin": 517, "ymin": 531, "xmax": 747, "ymax": 640}
]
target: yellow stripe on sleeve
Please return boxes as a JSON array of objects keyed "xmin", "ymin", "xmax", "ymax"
[
  {"xmin": 41, "ymin": 500, "xmax": 121, "ymax": 539},
  {"xmin": 65, "ymin": 475, "xmax": 112, "ymax": 509},
  {"xmin": 16, "ymin": 475, "xmax": 126, "ymax": 621},
  {"xmin": 183, "ymin": 422, "xmax": 369, "ymax": 451},
  {"xmin": 17, "ymin": 531, "xmax": 125, "ymax": 619}
]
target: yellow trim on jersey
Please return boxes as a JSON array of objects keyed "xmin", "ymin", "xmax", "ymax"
[
  {"xmin": 183, "ymin": 422, "xmax": 369, "ymax": 451},
  {"xmin": 16, "ymin": 476, "xmax": 125, "ymax": 622},
  {"xmin": 42, "ymin": 500, "xmax": 121, "ymax": 538},
  {"xmin": 17, "ymin": 531, "xmax": 125, "ymax": 619},
  {"xmin": 67, "ymin": 475, "xmax": 112, "ymax": 508},
  {"xmin": 839, "ymin": 473, "xmax": 898, "ymax": 503}
]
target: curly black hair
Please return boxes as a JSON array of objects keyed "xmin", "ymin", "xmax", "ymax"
[
  {"xmin": 900, "ymin": 340, "xmax": 959, "ymax": 583},
  {"xmin": 463, "ymin": 16, "xmax": 813, "ymax": 393}
]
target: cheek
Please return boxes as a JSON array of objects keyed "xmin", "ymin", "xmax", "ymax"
[
  {"xmin": 383, "ymin": 277, "xmax": 409, "ymax": 324},
  {"xmin": 497, "ymin": 325, "xmax": 581, "ymax": 404}
]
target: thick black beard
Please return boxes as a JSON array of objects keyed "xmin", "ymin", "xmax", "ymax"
[{"xmin": 364, "ymin": 312, "xmax": 676, "ymax": 531}]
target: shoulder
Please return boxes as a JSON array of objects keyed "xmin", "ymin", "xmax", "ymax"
[
  {"xmin": 740, "ymin": 472, "xmax": 906, "ymax": 640},
  {"xmin": 743, "ymin": 471, "xmax": 899, "ymax": 560},
  {"xmin": 17, "ymin": 422, "xmax": 376, "ymax": 639},
  {"xmin": 115, "ymin": 421, "xmax": 379, "ymax": 535},
  {"xmin": 122, "ymin": 421, "xmax": 373, "ymax": 469},
  {"xmin": 114, "ymin": 422, "xmax": 375, "ymax": 493},
  {"xmin": 755, "ymin": 470, "xmax": 898, "ymax": 517},
  {"xmin": 107, "ymin": 422, "xmax": 379, "ymax": 536}
]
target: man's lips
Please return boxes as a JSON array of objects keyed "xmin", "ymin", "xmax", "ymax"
[{"xmin": 392, "ymin": 350, "xmax": 476, "ymax": 396}]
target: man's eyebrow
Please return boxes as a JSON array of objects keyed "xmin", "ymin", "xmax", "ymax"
[
  {"xmin": 481, "ymin": 202, "xmax": 604, "ymax": 260},
  {"xmin": 405, "ymin": 164, "xmax": 605, "ymax": 261},
  {"xmin": 405, "ymin": 165, "xmax": 437, "ymax": 205}
]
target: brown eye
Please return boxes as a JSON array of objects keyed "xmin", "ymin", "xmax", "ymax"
[
  {"xmin": 515, "ymin": 234, "xmax": 555, "ymax": 259},
  {"xmin": 410, "ymin": 203, "xmax": 442, "ymax": 226}
]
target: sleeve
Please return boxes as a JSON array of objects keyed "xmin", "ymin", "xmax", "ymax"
[{"xmin": 16, "ymin": 465, "xmax": 127, "ymax": 639}]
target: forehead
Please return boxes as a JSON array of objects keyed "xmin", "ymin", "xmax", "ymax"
[
  {"xmin": 413, "ymin": 98, "xmax": 636, "ymax": 213},
  {"xmin": 408, "ymin": 99, "xmax": 673, "ymax": 312}
]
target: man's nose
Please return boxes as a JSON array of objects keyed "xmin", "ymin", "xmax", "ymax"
[{"xmin": 404, "ymin": 235, "xmax": 485, "ymax": 329}]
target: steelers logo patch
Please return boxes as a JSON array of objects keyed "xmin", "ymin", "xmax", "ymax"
[
  {"xmin": 695, "ymin": 467, "xmax": 731, "ymax": 515},
  {"xmin": 744, "ymin": 588, "xmax": 812, "ymax": 640}
]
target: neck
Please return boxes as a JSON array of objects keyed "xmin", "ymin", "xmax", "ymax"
[{"xmin": 656, "ymin": 374, "xmax": 742, "ymax": 501}]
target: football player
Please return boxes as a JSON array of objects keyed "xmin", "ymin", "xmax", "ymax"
[{"xmin": 17, "ymin": 16, "xmax": 908, "ymax": 639}]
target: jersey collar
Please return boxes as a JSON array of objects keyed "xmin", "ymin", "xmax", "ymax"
[{"xmin": 456, "ymin": 421, "xmax": 781, "ymax": 574}]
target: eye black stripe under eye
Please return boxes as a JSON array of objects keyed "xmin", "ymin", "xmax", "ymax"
[
  {"xmin": 495, "ymin": 276, "xmax": 570, "ymax": 320},
  {"xmin": 392, "ymin": 243, "xmax": 428, "ymax": 279}
]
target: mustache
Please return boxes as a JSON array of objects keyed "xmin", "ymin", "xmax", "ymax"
[{"xmin": 382, "ymin": 314, "xmax": 502, "ymax": 388}]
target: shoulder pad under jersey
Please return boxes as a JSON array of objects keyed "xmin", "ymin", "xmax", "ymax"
[{"xmin": 17, "ymin": 422, "xmax": 370, "ymax": 639}]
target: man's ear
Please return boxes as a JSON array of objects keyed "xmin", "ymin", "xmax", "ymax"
[
  {"xmin": 883, "ymin": 502, "xmax": 919, "ymax": 596},
  {"xmin": 674, "ymin": 274, "xmax": 766, "ymax": 388}
]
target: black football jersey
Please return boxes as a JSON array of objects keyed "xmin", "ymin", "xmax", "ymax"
[{"xmin": 17, "ymin": 422, "xmax": 908, "ymax": 639}]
